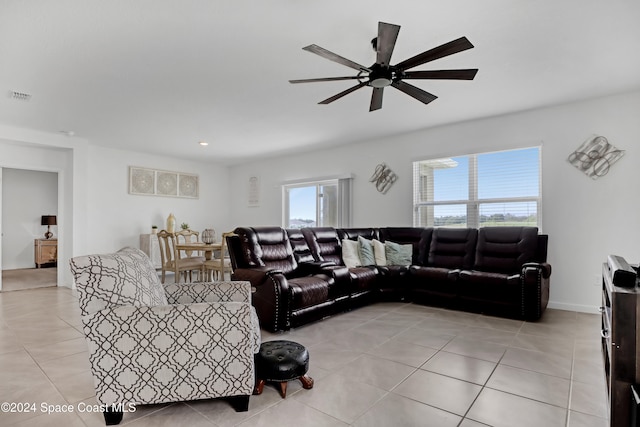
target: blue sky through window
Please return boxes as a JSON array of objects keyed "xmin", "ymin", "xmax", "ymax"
[
  {"xmin": 431, "ymin": 147, "xmax": 540, "ymax": 221},
  {"xmin": 288, "ymin": 185, "xmax": 316, "ymax": 224}
]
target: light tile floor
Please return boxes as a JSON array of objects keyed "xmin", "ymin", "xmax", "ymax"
[{"xmin": 0, "ymin": 286, "xmax": 608, "ymax": 426}]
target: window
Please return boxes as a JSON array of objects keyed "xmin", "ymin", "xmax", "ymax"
[
  {"xmin": 413, "ymin": 147, "xmax": 541, "ymax": 228},
  {"xmin": 283, "ymin": 178, "xmax": 351, "ymax": 229}
]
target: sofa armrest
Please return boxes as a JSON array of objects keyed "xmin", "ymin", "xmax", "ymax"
[
  {"xmin": 232, "ymin": 267, "xmax": 290, "ymax": 332},
  {"xmin": 81, "ymin": 301, "xmax": 259, "ymax": 406},
  {"xmin": 232, "ymin": 266, "xmax": 283, "ymax": 284},
  {"xmin": 521, "ymin": 264, "xmax": 551, "ymax": 320},
  {"xmin": 297, "ymin": 261, "xmax": 337, "ymax": 276},
  {"xmin": 522, "ymin": 262, "xmax": 552, "ymax": 279},
  {"xmin": 164, "ymin": 281, "xmax": 252, "ymax": 304}
]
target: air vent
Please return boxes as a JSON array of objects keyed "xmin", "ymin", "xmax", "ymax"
[{"xmin": 9, "ymin": 90, "xmax": 32, "ymax": 101}]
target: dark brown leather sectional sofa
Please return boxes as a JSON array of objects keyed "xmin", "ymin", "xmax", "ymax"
[{"xmin": 227, "ymin": 226, "xmax": 551, "ymax": 332}]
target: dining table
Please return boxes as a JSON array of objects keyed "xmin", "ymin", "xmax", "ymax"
[{"xmin": 175, "ymin": 242, "xmax": 222, "ymax": 260}]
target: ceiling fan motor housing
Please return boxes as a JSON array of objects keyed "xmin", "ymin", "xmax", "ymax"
[{"xmin": 368, "ymin": 63, "xmax": 394, "ymax": 88}]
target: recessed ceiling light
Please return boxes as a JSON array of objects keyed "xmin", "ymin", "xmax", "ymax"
[
  {"xmin": 59, "ymin": 130, "xmax": 75, "ymax": 136},
  {"xmin": 199, "ymin": 141, "xmax": 209, "ymax": 146}
]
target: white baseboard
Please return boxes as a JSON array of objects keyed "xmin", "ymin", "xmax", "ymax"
[{"xmin": 547, "ymin": 301, "xmax": 600, "ymax": 314}]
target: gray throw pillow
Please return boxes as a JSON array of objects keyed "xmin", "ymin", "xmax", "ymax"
[
  {"xmin": 358, "ymin": 236, "xmax": 376, "ymax": 266},
  {"xmin": 385, "ymin": 241, "xmax": 413, "ymax": 266}
]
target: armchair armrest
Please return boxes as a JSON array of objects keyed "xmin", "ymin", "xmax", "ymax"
[
  {"xmin": 164, "ymin": 281, "xmax": 252, "ymax": 304},
  {"xmin": 82, "ymin": 301, "xmax": 259, "ymax": 406}
]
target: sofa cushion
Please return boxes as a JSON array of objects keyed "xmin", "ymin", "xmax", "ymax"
[
  {"xmin": 428, "ymin": 228, "xmax": 478, "ymax": 270},
  {"xmin": 242, "ymin": 227, "xmax": 298, "ymax": 274},
  {"xmin": 411, "ymin": 266, "xmax": 459, "ymax": 282},
  {"xmin": 342, "ymin": 239, "xmax": 361, "ymax": 268},
  {"xmin": 288, "ymin": 276, "xmax": 330, "ymax": 309},
  {"xmin": 287, "ymin": 229, "xmax": 316, "ymax": 264},
  {"xmin": 474, "ymin": 227, "xmax": 538, "ymax": 274},
  {"xmin": 459, "ymin": 270, "xmax": 521, "ymax": 286},
  {"xmin": 385, "ymin": 241, "xmax": 413, "ymax": 266},
  {"xmin": 302, "ymin": 227, "xmax": 343, "ymax": 265},
  {"xmin": 70, "ymin": 247, "xmax": 168, "ymax": 317},
  {"xmin": 338, "ymin": 228, "xmax": 378, "ymax": 241},
  {"xmin": 349, "ymin": 266, "xmax": 378, "ymax": 291},
  {"xmin": 358, "ymin": 236, "xmax": 376, "ymax": 266}
]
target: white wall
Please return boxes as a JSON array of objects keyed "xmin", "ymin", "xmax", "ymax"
[
  {"xmin": 228, "ymin": 90, "xmax": 640, "ymax": 313},
  {"xmin": 1, "ymin": 168, "xmax": 58, "ymax": 269},
  {"xmin": 85, "ymin": 145, "xmax": 231, "ymax": 254}
]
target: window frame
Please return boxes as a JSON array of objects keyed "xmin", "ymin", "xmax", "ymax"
[
  {"xmin": 413, "ymin": 146, "xmax": 542, "ymax": 229},
  {"xmin": 282, "ymin": 176, "xmax": 352, "ymax": 229}
]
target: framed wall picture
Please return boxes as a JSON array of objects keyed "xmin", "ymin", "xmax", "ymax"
[
  {"xmin": 248, "ymin": 175, "xmax": 260, "ymax": 207},
  {"xmin": 178, "ymin": 173, "xmax": 199, "ymax": 198},
  {"xmin": 129, "ymin": 167, "xmax": 155, "ymax": 195},
  {"xmin": 156, "ymin": 171, "xmax": 178, "ymax": 196},
  {"xmin": 129, "ymin": 167, "xmax": 199, "ymax": 199}
]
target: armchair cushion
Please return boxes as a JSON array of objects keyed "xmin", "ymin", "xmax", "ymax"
[
  {"xmin": 70, "ymin": 247, "xmax": 168, "ymax": 316},
  {"xmin": 164, "ymin": 281, "xmax": 252, "ymax": 304}
]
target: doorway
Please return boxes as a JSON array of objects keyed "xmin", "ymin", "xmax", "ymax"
[{"xmin": 0, "ymin": 168, "xmax": 59, "ymax": 291}]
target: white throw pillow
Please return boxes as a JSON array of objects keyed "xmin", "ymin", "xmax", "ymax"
[
  {"xmin": 341, "ymin": 239, "xmax": 362, "ymax": 268},
  {"xmin": 372, "ymin": 239, "xmax": 387, "ymax": 266}
]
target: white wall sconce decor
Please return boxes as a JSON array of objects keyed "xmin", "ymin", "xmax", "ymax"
[
  {"xmin": 369, "ymin": 163, "xmax": 397, "ymax": 194},
  {"xmin": 568, "ymin": 135, "xmax": 624, "ymax": 179},
  {"xmin": 129, "ymin": 167, "xmax": 199, "ymax": 198}
]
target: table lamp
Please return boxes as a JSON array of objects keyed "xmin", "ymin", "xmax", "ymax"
[{"xmin": 41, "ymin": 215, "xmax": 57, "ymax": 239}]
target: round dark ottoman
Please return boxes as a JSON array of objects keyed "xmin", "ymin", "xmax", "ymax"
[{"xmin": 254, "ymin": 340, "xmax": 314, "ymax": 398}]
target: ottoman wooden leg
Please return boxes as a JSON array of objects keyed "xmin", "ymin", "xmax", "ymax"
[
  {"xmin": 300, "ymin": 375, "xmax": 314, "ymax": 390},
  {"xmin": 254, "ymin": 379, "xmax": 265, "ymax": 395},
  {"xmin": 278, "ymin": 381, "xmax": 288, "ymax": 398}
]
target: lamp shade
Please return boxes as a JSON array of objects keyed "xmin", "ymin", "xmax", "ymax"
[{"xmin": 41, "ymin": 215, "xmax": 57, "ymax": 226}]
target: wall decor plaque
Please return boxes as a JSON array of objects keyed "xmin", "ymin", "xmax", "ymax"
[
  {"xmin": 129, "ymin": 167, "xmax": 199, "ymax": 198},
  {"xmin": 369, "ymin": 163, "xmax": 397, "ymax": 194},
  {"xmin": 568, "ymin": 135, "xmax": 624, "ymax": 180}
]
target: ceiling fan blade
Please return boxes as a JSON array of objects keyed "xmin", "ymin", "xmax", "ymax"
[
  {"xmin": 303, "ymin": 44, "xmax": 371, "ymax": 72},
  {"xmin": 376, "ymin": 22, "xmax": 401, "ymax": 66},
  {"xmin": 392, "ymin": 81, "xmax": 438, "ymax": 105},
  {"xmin": 370, "ymin": 88, "xmax": 384, "ymax": 111},
  {"xmin": 318, "ymin": 82, "xmax": 367, "ymax": 104},
  {"xmin": 402, "ymin": 69, "xmax": 478, "ymax": 80},
  {"xmin": 289, "ymin": 76, "xmax": 362, "ymax": 84},
  {"xmin": 395, "ymin": 37, "xmax": 474, "ymax": 71}
]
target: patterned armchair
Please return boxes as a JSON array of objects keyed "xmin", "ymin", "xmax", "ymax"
[{"xmin": 69, "ymin": 247, "xmax": 260, "ymax": 425}]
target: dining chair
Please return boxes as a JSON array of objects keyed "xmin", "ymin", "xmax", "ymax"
[
  {"xmin": 175, "ymin": 229, "xmax": 202, "ymax": 258},
  {"xmin": 203, "ymin": 231, "xmax": 234, "ymax": 281},
  {"xmin": 157, "ymin": 230, "xmax": 205, "ymax": 283}
]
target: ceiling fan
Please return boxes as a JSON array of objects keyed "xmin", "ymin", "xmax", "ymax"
[{"xmin": 289, "ymin": 22, "xmax": 478, "ymax": 111}]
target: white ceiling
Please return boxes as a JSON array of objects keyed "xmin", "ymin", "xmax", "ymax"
[{"xmin": 1, "ymin": 1, "xmax": 639, "ymax": 165}]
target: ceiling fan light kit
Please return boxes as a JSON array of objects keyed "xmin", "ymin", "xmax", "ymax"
[{"xmin": 290, "ymin": 22, "xmax": 478, "ymax": 111}]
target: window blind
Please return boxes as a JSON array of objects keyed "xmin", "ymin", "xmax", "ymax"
[{"xmin": 413, "ymin": 146, "xmax": 541, "ymax": 228}]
